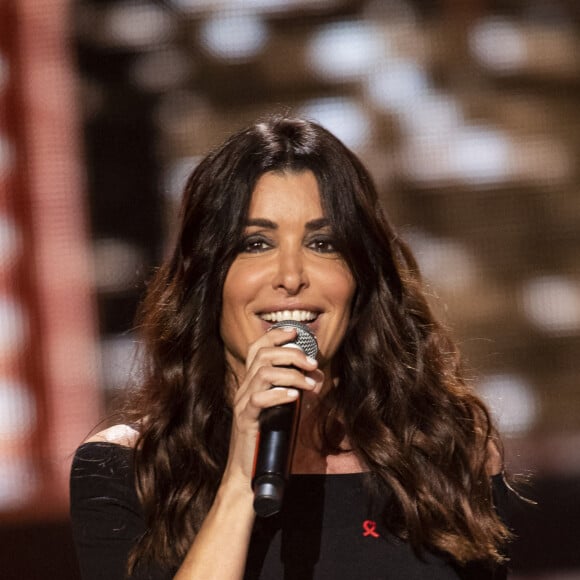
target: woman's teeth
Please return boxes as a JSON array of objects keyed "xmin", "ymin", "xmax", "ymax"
[{"xmin": 260, "ymin": 310, "xmax": 318, "ymax": 323}]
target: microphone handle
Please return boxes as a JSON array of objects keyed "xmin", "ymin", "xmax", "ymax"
[{"xmin": 252, "ymin": 393, "xmax": 301, "ymax": 517}]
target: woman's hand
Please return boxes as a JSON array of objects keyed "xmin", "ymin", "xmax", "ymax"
[
  {"xmin": 221, "ymin": 326, "xmax": 324, "ymax": 492},
  {"xmin": 175, "ymin": 327, "xmax": 324, "ymax": 579}
]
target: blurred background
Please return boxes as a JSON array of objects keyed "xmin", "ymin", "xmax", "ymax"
[{"xmin": 1, "ymin": 0, "xmax": 579, "ymax": 578}]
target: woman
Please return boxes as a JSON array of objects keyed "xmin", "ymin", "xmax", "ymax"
[{"xmin": 70, "ymin": 116, "xmax": 513, "ymax": 579}]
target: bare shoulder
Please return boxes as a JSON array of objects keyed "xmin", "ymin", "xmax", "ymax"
[
  {"xmin": 486, "ymin": 439, "xmax": 503, "ymax": 476},
  {"xmin": 84, "ymin": 424, "xmax": 139, "ymax": 448}
]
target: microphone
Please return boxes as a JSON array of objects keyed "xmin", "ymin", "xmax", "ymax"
[{"xmin": 252, "ymin": 320, "xmax": 318, "ymax": 518}]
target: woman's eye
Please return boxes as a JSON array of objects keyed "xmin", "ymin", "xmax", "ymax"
[
  {"xmin": 240, "ymin": 237, "xmax": 271, "ymax": 253},
  {"xmin": 308, "ymin": 238, "xmax": 336, "ymax": 253}
]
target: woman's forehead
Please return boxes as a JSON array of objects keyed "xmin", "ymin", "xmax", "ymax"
[{"xmin": 247, "ymin": 170, "xmax": 324, "ymax": 221}]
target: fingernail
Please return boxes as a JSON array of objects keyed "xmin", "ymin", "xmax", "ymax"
[
  {"xmin": 306, "ymin": 356, "xmax": 317, "ymax": 365},
  {"xmin": 267, "ymin": 325, "xmax": 294, "ymax": 333},
  {"xmin": 305, "ymin": 376, "xmax": 316, "ymax": 387},
  {"xmin": 287, "ymin": 389, "xmax": 299, "ymax": 398}
]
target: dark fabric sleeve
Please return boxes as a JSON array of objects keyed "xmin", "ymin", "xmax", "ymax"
[{"xmin": 69, "ymin": 442, "xmax": 171, "ymax": 580}]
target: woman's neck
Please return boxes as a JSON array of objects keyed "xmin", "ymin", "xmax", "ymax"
[{"xmin": 290, "ymin": 391, "xmax": 367, "ymax": 475}]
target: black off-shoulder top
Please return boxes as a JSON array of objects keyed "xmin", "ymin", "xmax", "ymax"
[{"xmin": 70, "ymin": 442, "xmax": 512, "ymax": 580}]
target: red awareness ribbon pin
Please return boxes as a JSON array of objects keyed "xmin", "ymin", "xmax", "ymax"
[{"xmin": 362, "ymin": 519, "xmax": 380, "ymax": 538}]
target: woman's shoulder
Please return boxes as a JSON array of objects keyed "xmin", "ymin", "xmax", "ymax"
[
  {"xmin": 486, "ymin": 439, "xmax": 503, "ymax": 476},
  {"xmin": 83, "ymin": 424, "xmax": 140, "ymax": 447},
  {"xmin": 70, "ymin": 426, "xmax": 143, "ymax": 524},
  {"xmin": 72, "ymin": 424, "xmax": 139, "ymax": 477},
  {"xmin": 71, "ymin": 425, "xmax": 140, "ymax": 491}
]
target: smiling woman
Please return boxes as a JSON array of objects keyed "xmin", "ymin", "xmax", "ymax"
[
  {"xmin": 70, "ymin": 116, "xmax": 513, "ymax": 580},
  {"xmin": 221, "ymin": 170, "xmax": 356, "ymax": 381}
]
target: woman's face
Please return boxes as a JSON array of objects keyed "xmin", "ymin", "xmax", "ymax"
[{"xmin": 220, "ymin": 170, "xmax": 356, "ymax": 381}]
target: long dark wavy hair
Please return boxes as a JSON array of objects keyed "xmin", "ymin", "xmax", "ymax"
[{"xmin": 126, "ymin": 115, "xmax": 510, "ymax": 572}]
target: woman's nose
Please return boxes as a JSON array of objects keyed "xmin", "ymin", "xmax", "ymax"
[{"xmin": 272, "ymin": 247, "xmax": 308, "ymax": 295}]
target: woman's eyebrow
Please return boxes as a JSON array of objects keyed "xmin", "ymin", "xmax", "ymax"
[
  {"xmin": 245, "ymin": 218, "xmax": 277, "ymax": 229},
  {"xmin": 305, "ymin": 218, "xmax": 330, "ymax": 231},
  {"xmin": 244, "ymin": 217, "xmax": 329, "ymax": 230}
]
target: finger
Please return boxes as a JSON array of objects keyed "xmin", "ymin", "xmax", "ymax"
[
  {"xmin": 233, "ymin": 363, "xmax": 316, "ymax": 408},
  {"xmin": 304, "ymin": 368, "xmax": 325, "ymax": 394},
  {"xmin": 249, "ymin": 387, "xmax": 300, "ymax": 410},
  {"xmin": 234, "ymin": 386, "xmax": 300, "ymax": 425},
  {"xmin": 252, "ymin": 365, "xmax": 319, "ymax": 394},
  {"xmin": 246, "ymin": 327, "xmax": 298, "ymax": 368},
  {"xmin": 248, "ymin": 345, "xmax": 318, "ymax": 377}
]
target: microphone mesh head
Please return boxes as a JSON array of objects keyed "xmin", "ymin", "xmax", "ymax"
[{"xmin": 270, "ymin": 321, "xmax": 318, "ymax": 359}]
